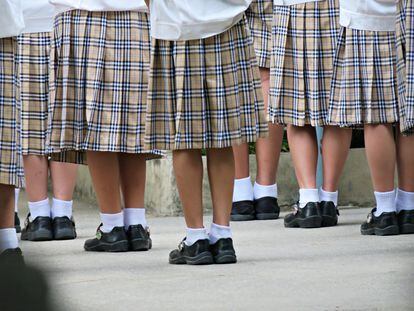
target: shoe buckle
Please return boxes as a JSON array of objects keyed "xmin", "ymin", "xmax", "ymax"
[
  {"xmin": 367, "ymin": 213, "xmax": 373, "ymax": 223},
  {"xmin": 178, "ymin": 240, "xmax": 185, "ymax": 251}
]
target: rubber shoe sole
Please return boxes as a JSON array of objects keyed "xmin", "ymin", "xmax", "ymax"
[
  {"xmin": 321, "ymin": 215, "xmax": 338, "ymax": 227},
  {"xmin": 213, "ymin": 251, "xmax": 237, "ymax": 264},
  {"xmin": 21, "ymin": 229, "xmax": 53, "ymax": 241},
  {"xmin": 231, "ymin": 214, "xmax": 255, "ymax": 221},
  {"xmin": 84, "ymin": 240, "xmax": 129, "ymax": 252},
  {"xmin": 169, "ymin": 251, "xmax": 214, "ymax": 265},
  {"xmin": 54, "ymin": 228, "xmax": 77, "ymax": 240},
  {"xmin": 284, "ymin": 215, "xmax": 322, "ymax": 228},
  {"xmin": 256, "ymin": 213, "xmax": 279, "ymax": 220},
  {"xmin": 361, "ymin": 225, "xmax": 399, "ymax": 236},
  {"xmin": 130, "ymin": 239, "xmax": 152, "ymax": 251},
  {"xmin": 399, "ymin": 223, "xmax": 414, "ymax": 235}
]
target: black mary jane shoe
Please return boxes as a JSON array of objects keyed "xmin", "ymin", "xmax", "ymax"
[
  {"xmin": 231, "ymin": 201, "xmax": 256, "ymax": 221},
  {"xmin": 360, "ymin": 208, "xmax": 399, "ymax": 236},
  {"xmin": 21, "ymin": 214, "xmax": 53, "ymax": 241},
  {"xmin": 254, "ymin": 197, "xmax": 280, "ymax": 220},
  {"xmin": 53, "ymin": 216, "xmax": 77, "ymax": 240},
  {"xmin": 126, "ymin": 224, "xmax": 152, "ymax": 251},
  {"xmin": 169, "ymin": 239, "xmax": 214, "ymax": 265},
  {"xmin": 397, "ymin": 210, "xmax": 414, "ymax": 235},
  {"xmin": 209, "ymin": 238, "xmax": 237, "ymax": 264},
  {"xmin": 84, "ymin": 225, "xmax": 129, "ymax": 252},
  {"xmin": 319, "ymin": 201, "xmax": 339, "ymax": 227},
  {"xmin": 284, "ymin": 202, "xmax": 322, "ymax": 228},
  {"xmin": 0, "ymin": 248, "xmax": 25, "ymax": 266}
]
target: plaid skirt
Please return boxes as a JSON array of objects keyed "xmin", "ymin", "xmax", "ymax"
[
  {"xmin": 16, "ymin": 32, "xmax": 50, "ymax": 156},
  {"xmin": 144, "ymin": 18, "xmax": 268, "ymax": 151},
  {"xmin": 246, "ymin": 0, "xmax": 273, "ymax": 68},
  {"xmin": 396, "ymin": 0, "xmax": 414, "ymax": 135},
  {"xmin": 47, "ymin": 10, "xmax": 162, "ymax": 159},
  {"xmin": 269, "ymin": 0, "xmax": 340, "ymax": 126},
  {"xmin": 329, "ymin": 28, "xmax": 399, "ymax": 127},
  {"xmin": 0, "ymin": 38, "xmax": 24, "ymax": 187}
]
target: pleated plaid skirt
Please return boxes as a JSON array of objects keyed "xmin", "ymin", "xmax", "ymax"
[
  {"xmin": 396, "ymin": 0, "xmax": 414, "ymax": 135},
  {"xmin": 0, "ymin": 38, "xmax": 24, "ymax": 187},
  {"xmin": 144, "ymin": 18, "xmax": 268, "ymax": 151},
  {"xmin": 269, "ymin": 0, "xmax": 340, "ymax": 126},
  {"xmin": 47, "ymin": 10, "xmax": 162, "ymax": 159},
  {"xmin": 329, "ymin": 28, "xmax": 399, "ymax": 127},
  {"xmin": 246, "ymin": 0, "xmax": 273, "ymax": 68}
]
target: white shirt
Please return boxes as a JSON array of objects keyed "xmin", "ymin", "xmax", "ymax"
[
  {"xmin": 273, "ymin": 0, "xmax": 323, "ymax": 5},
  {"xmin": 340, "ymin": 0, "xmax": 397, "ymax": 31},
  {"xmin": 150, "ymin": 0, "xmax": 252, "ymax": 40},
  {"xmin": 0, "ymin": 0, "xmax": 25, "ymax": 38},
  {"xmin": 49, "ymin": 0, "xmax": 148, "ymax": 14},
  {"xmin": 22, "ymin": 0, "xmax": 54, "ymax": 33}
]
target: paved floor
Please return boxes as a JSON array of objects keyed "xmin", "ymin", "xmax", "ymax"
[{"xmin": 18, "ymin": 201, "xmax": 414, "ymax": 311}]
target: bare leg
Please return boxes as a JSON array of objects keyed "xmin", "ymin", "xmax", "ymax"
[
  {"xmin": 22, "ymin": 155, "xmax": 48, "ymax": 202},
  {"xmin": 0, "ymin": 185, "xmax": 14, "ymax": 229},
  {"xmin": 50, "ymin": 161, "xmax": 78, "ymax": 201},
  {"xmin": 232, "ymin": 144, "xmax": 250, "ymax": 179},
  {"xmin": 396, "ymin": 132, "xmax": 414, "ymax": 192},
  {"xmin": 173, "ymin": 149, "xmax": 204, "ymax": 228},
  {"xmin": 207, "ymin": 148, "xmax": 235, "ymax": 226}
]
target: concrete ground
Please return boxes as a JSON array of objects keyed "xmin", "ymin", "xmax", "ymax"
[{"xmin": 18, "ymin": 201, "xmax": 414, "ymax": 311}]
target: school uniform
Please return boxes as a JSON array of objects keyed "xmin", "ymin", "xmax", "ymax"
[
  {"xmin": 328, "ymin": 0, "xmax": 399, "ymax": 127},
  {"xmin": 269, "ymin": 0, "xmax": 339, "ymax": 126},
  {"xmin": 145, "ymin": 0, "xmax": 268, "ymax": 151}
]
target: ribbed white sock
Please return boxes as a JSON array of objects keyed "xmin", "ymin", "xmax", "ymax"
[
  {"xmin": 396, "ymin": 188, "xmax": 414, "ymax": 212},
  {"xmin": 100, "ymin": 211, "xmax": 124, "ymax": 233},
  {"xmin": 51, "ymin": 198, "xmax": 73, "ymax": 219},
  {"xmin": 319, "ymin": 188, "xmax": 338, "ymax": 206},
  {"xmin": 374, "ymin": 190, "xmax": 396, "ymax": 217},
  {"xmin": 184, "ymin": 227, "xmax": 208, "ymax": 246},
  {"xmin": 0, "ymin": 228, "xmax": 18, "ymax": 253},
  {"xmin": 233, "ymin": 177, "xmax": 254, "ymax": 202},
  {"xmin": 299, "ymin": 188, "xmax": 319, "ymax": 208},
  {"xmin": 14, "ymin": 188, "xmax": 20, "ymax": 213},
  {"xmin": 253, "ymin": 182, "xmax": 278, "ymax": 200},
  {"xmin": 28, "ymin": 198, "xmax": 50, "ymax": 220},
  {"xmin": 208, "ymin": 223, "xmax": 232, "ymax": 244},
  {"xmin": 124, "ymin": 208, "xmax": 147, "ymax": 229}
]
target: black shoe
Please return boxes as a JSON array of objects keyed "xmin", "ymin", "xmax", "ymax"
[
  {"xmin": 0, "ymin": 248, "xmax": 25, "ymax": 266},
  {"xmin": 284, "ymin": 202, "xmax": 322, "ymax": 228},
  {"xmin": 84, "ymin": 225, "xmax": 129, "ymax": 252},
  {"xmin": 397, "ymin": 210, "xmax": 414, "ymax": 234},
  {"xmin": 169, "ymin": 239, "xmax": 214, "ymax": 265},
  {"xmin": 209, "ymin": 238, "xmax": 237, "ymax": 264},
  {"xmin": 15, "ymin": 212, "xmax": 21, "ymax": 233},
  {"xmin": 231, "ymin": 200, "xmax": 255, "ymax": 221},
  {"xmin": 360, "ymin": 208, "xmax": 399, "ymax": 236},
  {"xmin": 53, "ymin": 216, "xmax": 77, "ymax": 240},
  {"xmin": 126, "ymin": 225, "xmax": 152, "ymax": 251},
  {"xmin": 21, "ymin": 215, "xmax": 53, "ymax": 241},
  {"xmin": 254, "ymin": 197, "xmax": 280, "ymax": 220},
  {"xmin": 320, "ymin": 201, "xmax": 339, "ymax": 227}
]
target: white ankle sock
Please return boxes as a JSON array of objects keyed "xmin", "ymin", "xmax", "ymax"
[
  {"xmin": 299, "ymin": 188, "xmax": 319, "ymax": 208},
  {"xmin": 0, "ymin": 228, "xmax": 18, "ymax": 253},
  {"xmin": 253, "ymin": 182, "xmax": 278, "ymax": 200},
  {"xmin": 100, "ymin": 211, "xmax": 124, "ymax": 233},
  {"xmin": 396, "ymin": 188, "xmax": 414, "ymax": 212},
  {"xmin": 28, "ymin": 198, "xmax": 50, "ymax": 220},
  {"xmin": 374, "ymin": 190, "xmax": 396, "ymax": 217},
  {"xmin": 184, "ymin": 227, "xmax": 208, "ymax": 246},
  {"xmin": 233, "ymin": 176, "xmax": 254, "ymax": 202},
  {"xmin": 124, "ymin": 208, "xmax": 147, "ymax": 229},
  {"xmin": 319, "ymin": 188, "xmax": 339, "ymax": 206},
  {"xmin": 14, "ymin": 188, "xmax": 20, "ymax": 213},
  {"xmin": 208, "ymin": 223, "xmax": 232, "ymax": 244},
  {"xmin": 51, "ymin": 198, "xmax": 73, "ymax": 219}
]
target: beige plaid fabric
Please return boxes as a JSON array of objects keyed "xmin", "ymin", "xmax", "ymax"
[
  {"xmin": 144, "ymin": 18, "xmax": 268, "ymax": 151},
  {"xmin": 269, "ymin": 0, "xmax": 339, "ymax": 127}
]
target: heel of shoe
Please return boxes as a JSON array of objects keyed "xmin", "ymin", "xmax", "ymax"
[
  {"xmin": 214, "ymin": 251, "xmax": 237, "ymax": 264},
  {"xmin": 54, "ymin": 228, "xmax": 77, "ymax": 240},
  {"xmin": 322, "ymin": 216, "xmax": 338, "ymax": 227},
  {"xmin": 108, "ymin": 240, "xmax": 129, "ymax": 252},
  {"xmin": 130, "ymin": 239, "xmax": 151, "ymax": 251},
  {"xmin": 375, "ymin": 225, "xmax": 399, "ymax": 236},
  {"xmin": 256, "ymin": 213, "xmax": 279, "ymax": 220},
  {"xmin": 299, "ymin": 216, "xmax": 322, "ymax": 228},
  {"xmin": 30, "ymin": 229, "xmax": 53, "ymax": 241},
  {"xmin": 186, "ymin": 252, "xmax": 214, "ymax": 265},
  {"xmin": 400, "ymin": 223, "xmax": 414, "ymax": 234}
]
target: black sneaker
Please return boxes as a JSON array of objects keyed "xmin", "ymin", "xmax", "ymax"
[
  {"xmin": 254, "ymin": 197, "xmax": 280, "ymax": 220},
  {"xmin": 169, "ymin": 239, "xmax": 214, "ymax": 265},
  {"xmin": 15, "ymin": 212, "xmax": 21, "ymax": 233},
  {"xmin": 209, "ymin": 238, "xmax": 237, "ymax": 264},
  {"xmin": 126, "ymin": 225, "xmax": 152, "ymax": 251},
  {"xmin": 320, "ymin": 201, "xmax": 339, "ymax": 227},
  {"xmin": 231, "ymin": 201, "xmax": 255, "ymax": 221},
  {"xmin": 21, "ymin": 215, "xmax": 53, "ymax": 241},
  {"xmin": 397, "ymin": 210, "xmax": 414, "ymax": 234},
  {"xmin": 284, "ymin": 202, "xmax": 322, "ymax": 228},
  {"xmin": 84, "ymin": 225, "xmax": 129, "ymax": 252},
  {"xmin": 360, "ymin": 208, "xmax": 399, "ymax": 236},
  {"xmin": 53, "ymin": 216, "xmax": 77, "ymax": 240},
  {"xmin": 0, "ymin": 248, "xmax": 25, "ymax": 266}
]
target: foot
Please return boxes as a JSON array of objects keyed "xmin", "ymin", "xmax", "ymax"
[
  {"xmin": 0, "ymin": 248, "xmax": 25, "ymax": 266},
  {"xmin": 126, "ymin": 225, "xmax": 152, "ymax": 251},
  {"xmin": 169, "ymin": 239, "xmax": 214, "ymax": 265},
  {"xmin": 21, "ymin": 215, "xmax": 53, "ymax": 241},
  {"xmin": 284, "ymin": 202, "xmax": 322, "ymax": 228},
  {"xmin": 254, "ymin": 197, "xmax": 280, "ymax": 220},
  {"xmin": 360, "ymin": 209, "xmax": 399, "ymax": 236},
  {"xmin": 15, "ymin": 212, "xmax": 21, "ymax": 233},
  {"xmin": 397, "ymin": 210, "xmax": 414, "ymax": 234},
  {"xmin": 84, "ymin": 225, "xmax": 129, "ymax": 252},
  {"xmin": 231, "ymin": 201, "xmax": 255, "ymax": 221},
  {"xmin": 320, "ymin": 201, "xmax": 339, "ymax": 227},
  {"xmin": 53, "ymin": 216, "xmax": 77, "ymax": 240},
  {"xmin": 209, "ymin": 238, "xmax": 237, "ymax": 264}
]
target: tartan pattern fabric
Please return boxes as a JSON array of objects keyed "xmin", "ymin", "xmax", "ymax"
[
  {"xmin": 47, "ymin": 10, "xmax": 162, "ymax": 159},
  {"xmin": 396, "ymin": 0, "xmax": 414, "ymax": 135},
  {"xmin": 246, "ymin": 0, "xmax": 273, "ymax": 68},
  {"xmin": 329, "ymin": 27, "xmax": 399, "ymax": 127},
  {"xmin": 144, "ymin": 18, "xmax": 268, "ymax": 151},
  {"xmin": 0, "ymin": 37, "xmax": 24, "ymax": 187},
  {"xmin": 16, "ymin": 32, "xmax": 51, "ymax": 155},
  {"xmin": 269, "ymin": 0, "xmax": 340, "ymax": 127}
]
